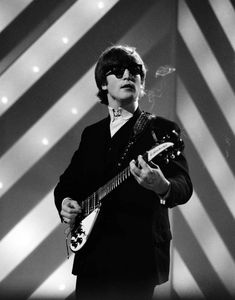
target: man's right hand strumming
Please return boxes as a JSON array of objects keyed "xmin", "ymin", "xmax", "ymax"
[{"xmin": 61, "ymin": 197, "xmax": 81, "ymax": 226}]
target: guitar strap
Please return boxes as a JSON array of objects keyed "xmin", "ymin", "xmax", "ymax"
[
  {"xmin": 117, "ymin": 111, "xmax": 155, "ymax": 168},
  {"xmin": 133, "ymin": 111, "xmax": 154, "ymax": 137}
]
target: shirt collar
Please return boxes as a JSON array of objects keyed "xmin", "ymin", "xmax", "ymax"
[{"xmin": 108, "ymin": 106, "xmax": 134, "ymax": 122}]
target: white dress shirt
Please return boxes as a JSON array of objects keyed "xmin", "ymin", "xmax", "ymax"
[{"xmin": 108, "ymin": 106, "xmax": 133, "ymax": 137}]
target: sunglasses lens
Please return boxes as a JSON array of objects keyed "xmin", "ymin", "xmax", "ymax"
[
  {"xmin": 129, "ymin": 65, "xmax": 142, "ymax": 76},
  {"xmin": 113, "ymin": 67, "xmax": 125, "ymax": 78},
  {"xmin": 106, "ymin": 64, "xmax": 142, "ymax": 78}
]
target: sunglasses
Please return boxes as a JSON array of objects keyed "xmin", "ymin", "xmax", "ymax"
[{"xmin": 105, "ymin": 64, "xmax": 142, "ymax": 79}]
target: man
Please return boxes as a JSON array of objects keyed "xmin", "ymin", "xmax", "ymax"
[{"xmin": 54, "ymin": 45, "xmax": 193, "ymax": 300}]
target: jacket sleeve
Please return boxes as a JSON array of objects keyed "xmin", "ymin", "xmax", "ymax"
[
  {"xmin": 152, "ymin": 118, "xmax": 193, "ymax": 208},
  {"xmin": 160, "ymin": 155, "xmax": 193, "ymax": 208},
  {"xmin": 54, "ymin": 128, "xmax": 88, "ymax": 218}
]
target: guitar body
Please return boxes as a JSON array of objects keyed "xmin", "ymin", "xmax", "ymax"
[{"xmin": 70, "ymin": 207, "xmax": 101, "ymax": 252}]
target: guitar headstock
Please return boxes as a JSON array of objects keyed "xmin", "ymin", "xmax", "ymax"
[{"xmin": 147, "ymin": 129, "xmax": 184, "ymax": 165}]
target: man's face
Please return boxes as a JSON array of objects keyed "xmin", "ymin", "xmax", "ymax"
[{"xmin": 102, "ymin": 64, "xmax": 143, "ymax": 105}]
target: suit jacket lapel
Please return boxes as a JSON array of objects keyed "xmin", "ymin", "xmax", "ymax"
[{"xmin": 104, "ymin": 108, "xmax": 142, "ymax": 178}]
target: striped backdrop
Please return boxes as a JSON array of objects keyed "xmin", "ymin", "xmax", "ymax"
[
  {"xmin": 0, "ymin": 1, "xmax": 234, "ymax": 299},
  {"xmin": 174, "ymin": 0, "xmax": 235, "ymax": 299}
]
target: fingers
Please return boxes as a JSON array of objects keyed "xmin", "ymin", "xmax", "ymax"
[
  {"xmin": 130, "ymin": 159, "xmax": 141, "ymax": 177},
  {"xmin": 130, "ymin": 155, "xmax": 152, "ymax": 176},
  {"xmin": 130, "ymin": 156, "xmax": 152, "ymax": 185},
  {"xmin": 130, "ymin": 155, "xmax": 165, "ymax": 192},
  {"xmin": 148, "ymin": 160, "xmax": 159, "ymax": 169},
  {"xmin": 61, "ymin": 197, "xmax": 81, "ymax": 224},
  {"xmin": 137, "ymin": 155, "xmax": 150, "ymax": 169},
  {"xmin": 62, "ymin": 198, "xmax": 81, "ymax": 213}
]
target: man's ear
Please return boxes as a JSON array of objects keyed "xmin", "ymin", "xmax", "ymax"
[
  {"xmin": 140, "ymin": 85, "xmax": 145, "ymax": 98},
  {"xmin": 101, "ymin": 79, "xmax": 108, "ymax": 90}
]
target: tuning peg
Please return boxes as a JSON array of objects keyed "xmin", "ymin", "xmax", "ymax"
[
  {"xmin": 172, "ymin": 129, "xmax": 178, "ymax": 136},
  {"xmin": 164, "ymin": 157, "xmax": 169, "ymax": 164}
]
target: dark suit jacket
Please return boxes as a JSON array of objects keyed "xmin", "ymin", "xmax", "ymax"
[{"xmin": 54, "ymin": 108, "xmax": 193, "ymax": 285}]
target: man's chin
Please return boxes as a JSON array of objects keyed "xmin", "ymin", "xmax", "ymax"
[{"xmin": 119, "ymin": 91, "xmax": 138, "ymax": 101}]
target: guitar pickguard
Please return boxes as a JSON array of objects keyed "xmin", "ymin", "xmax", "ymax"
[{"xmin": 70, "ymin": 208, "xmax": 101, "ymax": 252}]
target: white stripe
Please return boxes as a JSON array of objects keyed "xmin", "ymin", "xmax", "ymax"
[
  {"xmin": 0, "ymin": 0, "xmax": 33, "ymax": 32},
  {"xmin": 209, "ymin": 0, "xmax": 235, "ymax": 51},
  {"xmin": 172, "ymin": 249, "xmax": 205, "ymax": 299},
  {"xmin": 177, "ymin": 78, "xmax": 235, "ymax": 218},
  {"xmin": 0, "ymin": 0, "xmax": 119, "ymax": 116},
  {"xmin": 0, "ymin": 190, "xmax": 59, "ymax": 282},
  {"xmin": 28, "ymin": 257, "xmax": 75, "ymax": 299},
  {"xmin": 178, "ymin": 0, "xmax": 235, "ymax": 134},
  {"xmin": 180, "ymin": 192, "xmax": 235, "ymax": 296}
]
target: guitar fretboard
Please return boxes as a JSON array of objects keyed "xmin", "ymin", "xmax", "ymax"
[{"xmin": 81, "ymin": 166, "xmax": 131, "ymax": 217}]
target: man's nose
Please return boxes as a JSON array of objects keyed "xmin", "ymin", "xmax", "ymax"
[{"xmin": 123, "ymin": 68, "xmax": 133, "ymax": 79}]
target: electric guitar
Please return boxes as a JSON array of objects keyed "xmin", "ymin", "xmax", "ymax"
[{"xmin": 69, "ymin": 129, "xmax": 184, "ymax": 252}]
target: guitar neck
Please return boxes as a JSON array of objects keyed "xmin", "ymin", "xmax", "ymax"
[{"xmin": 81, "ymin": 165, "xmax": 131, "ymax": 217}]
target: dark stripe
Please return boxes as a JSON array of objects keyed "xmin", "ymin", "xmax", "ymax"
[
  {"xmin": 177, "ymin": 34, "xmax": 235, "ymax": 175},
  {"xmin": 230, "ymin": 0, "xmax": 235, "ymax": 10},
  {"xmin": 177, "ymin": 119, "xmax": 235, "ymax": 260},
  {"xmin": 170, "ymin": 289, "xmax": 181, "ymax": 300},
  {"xmin": 66, "ymin": 291, "xmax": 76, "ymax": 300},
  {"xmin": 0, "ymin": 0, "xmax": 156, "ymax": 157},
  {"xmin": 0, "ymin": 226, "xmax": 67, "ymax": 300},
  {"xmin": 174, "ymin": 209, "xmax": 233, "ymax": 300},
  {"xmin": 0, "ymin": 0, "xmax": 77, "ymax": 75},
  {"xmin": 185, "ymin": 0, "xmax": 235, "ymax": 92}
]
